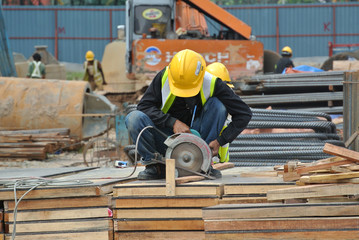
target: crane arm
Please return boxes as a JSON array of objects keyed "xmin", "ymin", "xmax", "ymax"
[{"xmin": 182, "ymin": 0, "xmax": 251, "ymax": 40}]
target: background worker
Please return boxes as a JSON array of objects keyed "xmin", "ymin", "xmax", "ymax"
[
  {"xmin": 83, "ymin": 50, "xmax": 106, "ymax": 91},
  {"xmin": 274, "ymin": 46, "xmax": 295, "ymax": 74},
  {"xmin": 27, "ymin": 53, "xmax": 46, "ymax": 79},
  {"xmin": 206, "ymin": 62, "xmax": 235, "ymax": 163},
  {"xmin": 125, "ymin": 49, "xmax": 252, "ymax": 180}
]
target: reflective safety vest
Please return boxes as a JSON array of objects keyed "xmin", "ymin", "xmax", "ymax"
[
  {"xmin": 84, "ymin": 60, "xmax": 103, "ymax": 86},
  {"xmin": 160, "ymin": 66, "xmax": 217, "ymax": 113},
  {"xmin": 161, "ymin": 66, "xmax": 231, "ymax": 163},
  {"xmin": 30, "ymin": 61, "xmax": 42, "ymax": 78}
]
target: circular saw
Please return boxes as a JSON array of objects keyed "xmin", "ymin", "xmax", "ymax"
[{"xmin": 164, "ymin": 133, "xmax": 212, "ymax": 177}]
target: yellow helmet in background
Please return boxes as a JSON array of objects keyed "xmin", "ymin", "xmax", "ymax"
[
  {"xmin": 206, "ymin": 62, "xmax": 234, "ymax": 89},
  {"xmin": 281, "ymin": 46, "xmax": 292, "ymax": 56},
  {"xmin": 168, "ymin": 49, "xmax": 206, "ymax": 97},
  {"xmin": 86, "ymin": 50, "xmax": 95, "ymax": 61}
]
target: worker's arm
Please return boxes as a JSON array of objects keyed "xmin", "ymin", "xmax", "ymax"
[
  {"xmin": 137, "ymin": 68, "xmax": 178, "ymax": 129},
  {"xmin": 213, "ymin": 79, "xmax": 252, "ymax": 146}
]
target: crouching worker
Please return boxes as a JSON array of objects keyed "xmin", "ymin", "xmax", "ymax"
[{"xmin": 125, "ymin": 49, "xmax": 252, "ymax": 180}]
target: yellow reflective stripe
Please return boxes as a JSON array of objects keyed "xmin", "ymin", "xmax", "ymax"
[
  {"xmin": 161, "ymin": 67, "xmax": 168, "ymax": 87},
  {"xmin": 162, "ymin": 94, "xmax": 176, "ymax": 113},
  {"xmin": 210, "ymin": 75, "xmax": 216, "ymax": 97}
]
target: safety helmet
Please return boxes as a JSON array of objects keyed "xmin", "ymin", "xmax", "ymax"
[
  {"xmin": 86, "ymin": 50, "xmax": 94, "ymax": 61},
  {"xmin": 206, "ymin": 62, "xmax": 234, "ymax": 89},
  {"xmin": 168, "ymin": 49, "xmax": 206, "ymax": 97},
  {"xmin": 281, "ymin": 46, "xmax": 292, "ymax": 56}
]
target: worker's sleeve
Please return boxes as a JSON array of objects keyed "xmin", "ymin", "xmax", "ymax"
[
  {"xmin": 213, "ymin": 79, "xmax": 252, "ymax": 146},
  {"xmin": 137, "ymin": 68, "xmax": 177, "ymax": 129}
]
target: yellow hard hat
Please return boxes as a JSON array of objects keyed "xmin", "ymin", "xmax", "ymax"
[
  {"xmin": 281, "ymin": 46, "xmax": 292, "ymax": 56},
  {"xmin": 86, "ymin": 50, "xmax": 94, "ymax": 61},
  {"xmin": 168, "ymin": 49, "xmax": 206, "ymax": 97},
  {"xmin": 206, "ymin": 62, "xmax": 234, "ymax": 89}
]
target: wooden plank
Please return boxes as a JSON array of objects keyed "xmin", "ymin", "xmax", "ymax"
[
  {"xmin": 204, "ymin": 216, "xmax": 359, "ymax": 231},
  {"xmin": 224, "ymin": 183, "xmax": 295, "ymax": 195},
  {"xmin": 296, "ymin": 159, "xmax": 352, "ymax": 175},
  {"xmin": 166, "ymin": 159, "xmax": 176, "ymax": 196},
  {"xmin": 113, "ymin": 183, "xmax": 221, "ymax": 197},
  {"xmin": 114, "ymin": 231, "xmax": 205, "ymax": 240},
  {"xmin": 202, "ymin": 202, "xmax": 359, "ymax": 219},
  {"xmin": 113, "ymin": 196, "xmax": 218, "ymax": 208},
  {"xmin": 213, "ymin": 162, "xmax": 235, "ymax": 171},
  {"xmin": 0, "ymin": 183, "xmax": 115, "ymax": 200},
  {"xmin": 323, "ymin": 143, "xmax": 359, "ymax": 162},
  {"xmin": 7, "ymin": 218, "xmax": 112, "ymax": 233},
  {"xmin": 175, "ymin": 175, "xmax": 205, "ymax": 184},
  {"xmin": 113, "ymin": 208, "xmax": 202, "ymax": 219},
  {"xmin": 114, "ymin": 219, "xmax": 204, "ymax": 231},
  {"xmin": 267, "ymin": 183, "xmax": 359, "ymax": 201},
  {"xmin": 205, "ymin": 231, "xmax": 359, "ymax": 240},
  {"xmin": 3, "ymin": 196, "xmax": 111, "ymax": 211},
  {"xmin": 5, "ymin": 206, "xmax": 110, "ymax": 222},
  {"xmin": 4, "ymin": 231, "xmax": 110, "ymax": 240},
  {"xmin": 300, "ymin": 171, "xmax": 359, "ymax": 183}
]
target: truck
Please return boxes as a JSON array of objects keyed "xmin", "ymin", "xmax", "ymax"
[
  {"xmin": 125, "ymin": 0, "xmax": 277, "ymax": 83},
  {"xmin": 102, "ymin": 0, "xmax": 279, "ymax": 94}
]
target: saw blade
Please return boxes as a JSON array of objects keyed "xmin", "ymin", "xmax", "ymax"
[
  {"xmin": 169, "ymin": 141, "xmax": 204, "ymax": 176},
  {"xmin": 164, "ymin": 133, "xmax": 212, "ymax": 177}
]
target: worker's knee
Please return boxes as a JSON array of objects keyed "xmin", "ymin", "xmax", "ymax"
[
  {"xmin": 125, "ymin": 110, "xmax": 153, "ymax": 133},
  {"xmin": 204, "ymin": 97, "xmax": 227, "ymax": 117}
]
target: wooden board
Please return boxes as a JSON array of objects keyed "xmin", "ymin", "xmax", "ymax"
[
  {"xmin": 202, "ymin": 202, "xmax": 359, "ymax": 219},
  {"xmin": 5, "ymin": 206, "xmax": 110, "ymax": 222},
  {"xmin": 4, "ymin": 231, "xmax": 111, "ymax": 240},
  {"xmin": 0, "ymin": 167, "xmax": 96, "ymax": 180},
  {"xmin": 114, "ymin": 219, "xmax": 204, "ymax": 231},
  {"xmin": 323, "ymin": 143, "xmax": 359, "ymax": 163},
  {"xmin": 267, "ymin": 183, "xmax": 359, "ymax": 201},
  {"xmin": 204, "ymin": 231, "xmax": 359, "ymax": 240},
  {"xmin": 113, "ymin": 196, "xmax": 218, "ymax": 208},
  {"xmin": 114, "ymin": 231, "xmax": 205, "ymax": 240},
  {"xmin": 6, "ymin": 218, "xmax": 112, "ymax": 233},
  {"xmin": 204, "ymin": 216, "xmax": 359, "ymax": 231},
  {"xmin": 3, "ymin": 196, "xmax": 111, "ymax": 211},
  {"xmin": 113, "ymin": 182, "xmax": 222, "ymax": 197},
  {"xmin": 224, "ymin": 182, "xmax": 295, "ymax": 195},
  {"xmin": 114, "ymin": 208, "xmax": 202, "ymax": 219}
]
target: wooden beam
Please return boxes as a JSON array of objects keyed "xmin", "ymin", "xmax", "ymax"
[
  {"xmin": 323, "ymin": 143, "xmax": 359, "ymax": 163},
  {"xmin": 166, "ymin": 159, "xmax": 176, "ymax": 196}
]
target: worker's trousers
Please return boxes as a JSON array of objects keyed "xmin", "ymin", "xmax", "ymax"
[{"xmin": 125, "ymin": 97, "xmax": 227, "ymax": 165}]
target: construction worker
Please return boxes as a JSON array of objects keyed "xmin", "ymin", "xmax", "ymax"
[
  {"xmin": 83, "ymin": 50, "xmax": 106, "ymax": 91},
  {"xmin": 27, "ymin": 53, "xmax": 46, "ymax": 79},
  {"xmin": 274, "ymin": 46, "xmax": 295, "ymax": 74},
  {"xmin": 125, "ymin": 49, "xmax": 252, "ymax": 180},
  {"xmin": 206, "ymin": 62, "xmax": 234, "ymax": 163}
]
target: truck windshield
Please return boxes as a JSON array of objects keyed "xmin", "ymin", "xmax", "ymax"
[{"xmin": 134, "ymin": 5, "xmax": 171, "ymax": 37}]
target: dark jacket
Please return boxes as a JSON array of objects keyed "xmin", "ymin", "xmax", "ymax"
[
  {"xmin": 275, "ymin": 57, "xmax": 294, "ymax": 74},
  {"xmin": 137, "ymin": 68, "xmax": 252, "ymax": 146}
]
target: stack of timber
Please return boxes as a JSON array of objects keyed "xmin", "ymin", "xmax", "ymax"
[
  {"xmin": 202, "ymin": 202, "xmax": 359, "ymax": 240},
  {"xmin": 0, "ymin": 167, "xmax": 142, "ymax": 240},
  {"xmin": 0, "ymin": 208, "xmax": 3, "ymax": 240},
  {"xmin": 0, "ymin": 128, "xmax": 78, "ymax": 160},
  {"xmin": 219, "ymin": 167, "xmax": 295, "ymax": 204},
  {"xmin": 112, "ymin": 180, "xmax": 220, "ymax": 240},
  {"xmin": 111, "ymin": 164, "xmax": 298, "ymax": 240},
  {"xmin": 236, "ymin": 71, "xmax": 345, "ymax": 113},
  {"xmin": 202, "ymin": 144, "xmax": 359, "ymax": 240}
]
